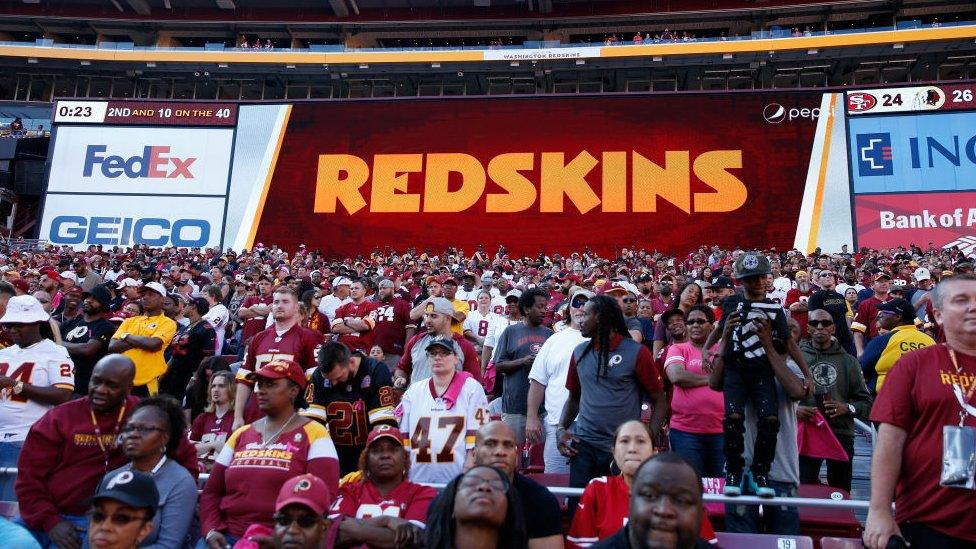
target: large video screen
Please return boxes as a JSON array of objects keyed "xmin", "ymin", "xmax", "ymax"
[
  {"xmin": 41, "ymin": 93, "xmax": 831, "ymax": 254},
  {"xmin": 845, "ymin": 84, "xmax": 976, "ymax": 252}
]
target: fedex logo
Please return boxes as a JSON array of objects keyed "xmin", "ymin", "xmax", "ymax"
[
  {"xmin": 82, "ymin": 145, "xmax": 196, "ymax": 179},
  {"xmin": 856, "ymin": 133, "xmax": 894, "ymax": 177}
]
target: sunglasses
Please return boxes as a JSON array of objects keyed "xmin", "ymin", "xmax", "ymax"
[
  {"xmin": 571, "ymin": 296, "xmax": 589, "ymax": 308},
  {"xmin": 686, "ymin": 319, "xmax": 710, "ymax": 325},
  {"xmin": 89, "ymin": 510, "xmax": 146, "ymax": 526},
  {"xmin": 808, "ymin": 320, "xmax": 834, "ymax": 328},
  {"xmin": 273, "ymin": 513, "xmax": 319, "ymax": 528},
  {"xmin": 459, "ymin": 475, "xmax": 510, "ymax": 492},
  {"xmin": 622, "ymin": 298, "xmax": 637, "ymax": 303}
]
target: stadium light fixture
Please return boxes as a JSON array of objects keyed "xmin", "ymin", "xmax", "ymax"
[
  {"xmin": 723, "ymin": 53, "xmax": 733, "ymax": 59},
  {"xmin": 218, "ymin": 63, "xmax": 229, "ymax": 68},
  {"xmin": 286, "ymin": 64, "xmax": 296, "ymax": 69},
  {"xmin": 80, "ymin": 60, "xmax": 91, "ymax": 65},
  {"xmin": 510, "ymin": 61, "xmax": 519, "ymax": 67},
  {"xmin": 431, "ymin": 62, "xmax": 441, "ymax": 68},
  {"xmin": 652, "ymin": 56, "xmax": 662, "ymax": 62},
  {"xmin": 146, "ymin": 62, "xmax": 156, "ymax": 67},
  {"xmin": 893, "ymin": 43, "xmax": 904, "ymax": 49},
  {"xmin": 27, "ymin": 58, "xmax": 38, "ymax": 64},
  {"xmin": 359, "ymin": 63, "xmax": 369, "ymax": 69},
  {"xmin": 808, "ymin": 49, "xmax": 818, "ymax": 54},
  {"xmin": 576, "ymin": 59, "xmax": 585, "ymax": 65}
]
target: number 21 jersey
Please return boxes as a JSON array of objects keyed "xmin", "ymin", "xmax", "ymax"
[{"xmin": 396, "ymin": 375, "xmax": 488, "ymax": 484}]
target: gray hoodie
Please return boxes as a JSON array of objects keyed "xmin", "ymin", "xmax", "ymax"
[{"xmin": 799, "ymin": 338, "xmax": 872, "ymax": 437}]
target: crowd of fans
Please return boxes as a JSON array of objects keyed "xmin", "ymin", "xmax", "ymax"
[{"xmin": 0, "ymin": 240, "xmax": 971, "ymax": 548}]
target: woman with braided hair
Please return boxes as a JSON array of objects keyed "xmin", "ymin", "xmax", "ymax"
[{"xmin": 555, "ymin": 295, "xmax": 669, "ymax": 514}]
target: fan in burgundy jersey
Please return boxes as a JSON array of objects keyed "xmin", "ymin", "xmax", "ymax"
[
  {"xmin": 329, "ymin": 425, "xmax": 435, "ymax": 547},
  {"xmin": 233, "ymin": 286, "xmax": 324, "ymax": 430}
]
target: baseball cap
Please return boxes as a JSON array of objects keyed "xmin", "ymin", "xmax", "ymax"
[
  {"xmin": 275, "ymin": 474, "xmax": 331, "ymax": 516},
  {"xmin": 246, "ymin": 358, "xmax": 308, "ymax": 390},
  {"xmin": 424, "ymin": 297, "xmax": 456, "ymax": 317},
  {"xmin": 60, "ymin": 271, "xmax": 79, "ymax": 283},
  {"xmin": 425, "ymin": 336, "xmax": 456, "ymax": 354},
  {"xmin": 0, "ymin": 295, "xmax": 50, "ymax": 324},
  {"xmin": 505, "ymin": 294, "xmax": 520, "ymax": 303},
  {"xmin": 436, "ymin": 274, "xmax": 458, "ymax": 286},
  {"xmin": 914, "ymin": 267, "xmax": 932, "ymax": 281},
  {"xmin": 874, "ymin": 272, "xmax": 893, "ymax": 282},
  {"xmin": 93, "ymin": 469, "xmax": 160, "ymax": 514},
  {"xmin": 10, "ymin": 279, "xmax": 28, "ymax": 294},
  {"xmin": 600, "ymin": 281, "xmax": 629, "ymax": 296},
  {"xmin": 635, "ymin": 273, "xmax": 653, "ymax": 283},
  {"xmin": 365, "ymin": 424, "xmax": 406, "ymax": 448},
  {"xmin": 116, "ymin": 277, "xmax": 143, "ymax": 290},
  {"xmin": 707, "ymin": 276, "xmax": 735, "ymax": 290},
  {"xmin": 331, "ymin": 276, "xmax": 352, "ymax": 287},
  {"xmin": 480, "ymin": 272, "xmax": 493, "ymax": 283},
  {"xmin": 661, "ymin": 308, "xmax": 686, "ymax": 326},
  {"xmin": 878, "ymin": 298, "xmax": 916, "ymax": 323},
  {"xmin": 141, "ymin": 282, "xmax": 167, "ymax": 296}
]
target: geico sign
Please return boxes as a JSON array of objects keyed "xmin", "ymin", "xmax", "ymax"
[
  {"xmin": 314, "ymin": 151, "xmax": 746, "ymax": 214},
  {"xmin": 83, "ymin": 145, "xmax": 196, "ymax": 179},
  {"xmin": 49, "ymin": 216, "xmax": 210, "ymax": 247}
]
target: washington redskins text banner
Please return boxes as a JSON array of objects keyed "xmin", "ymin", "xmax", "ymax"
[{"xmin": 251, "ymin": 94, "xmax": 822, "ymax": 256}]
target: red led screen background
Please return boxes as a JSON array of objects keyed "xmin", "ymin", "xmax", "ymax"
[{"xmin": 254, "ymin": 93, "xmax": 822, "ymax": 257}]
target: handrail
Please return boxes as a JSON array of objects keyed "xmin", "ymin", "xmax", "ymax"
[
  {"xmin": 0, "ymin": 20, "xmax": 970, "ymax": 58},
  {"xmin": 0, "ymin": 467, "xmax": 872, "ymax": 511}
]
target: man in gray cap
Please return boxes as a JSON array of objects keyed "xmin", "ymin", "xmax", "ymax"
[
  {"xmin": 61, "ymin": 285, "xmax": 116, "ymax": 396},
  {"xmin": 394, "ymin": 297, "xmax": 482, "ymax": 387}
]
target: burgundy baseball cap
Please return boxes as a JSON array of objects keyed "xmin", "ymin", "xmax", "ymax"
[
  {"xmin": 365, "ymin": 424, "xmax": 406, "ymax": 448},
  {"xmin": 246, "ymin": 359, "xmax": 308, "ymax": 390},
  {"xmin": 275, "ymin": 474, "xmax": 331, "ymax": 516}
]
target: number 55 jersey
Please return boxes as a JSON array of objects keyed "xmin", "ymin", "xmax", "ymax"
[{"xmin": 396, "ymin": 371, "xmax": 489, "ymax": 484}]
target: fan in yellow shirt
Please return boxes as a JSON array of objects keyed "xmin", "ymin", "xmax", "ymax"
[{"xmin": 108, "ymin": 282, "xmax": 177, "ymax": 395}]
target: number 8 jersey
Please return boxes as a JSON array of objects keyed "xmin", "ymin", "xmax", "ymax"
[{"xmin": 396, "ymin": 373, "xmax": 488, "ymax": 484}]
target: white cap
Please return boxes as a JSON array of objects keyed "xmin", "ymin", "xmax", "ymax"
[
  {"xmin": 0, "ymin": 295, "xmax": 50, "ymax": 324},
  {"xmin": 914, "ymin": 267, "xmax": 931, "ymax": 281},
  {"xmin": 116, "ymin": 277, "xmax": 143, "ymax": 289},
  {"xmin": 59, "ymin": 271, "xmax": 79, "ymax": 283},
  {"xmin": 331, "ymin": 276, "xmax": 352, "ymax": 287},
  {"xmin": 142, "ymin": 282, "xmax": 168, "ymax": 296}
]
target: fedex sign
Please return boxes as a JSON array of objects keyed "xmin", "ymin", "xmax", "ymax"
[
  {"xmin": 47, "ymin": 126, "xmax": 233, "ymax": 196},
  {"xmin": 82, "ymin": 145, "xmax": 195, "ymax": 179}
]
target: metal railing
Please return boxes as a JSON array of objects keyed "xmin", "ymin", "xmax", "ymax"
[
  {"xmin": 0, "ymin": 467, "xmax": 871, "ymax": 511},
  {"xmin": 0, "ymin": 20, "xmax": 970, "ymax": 56}
]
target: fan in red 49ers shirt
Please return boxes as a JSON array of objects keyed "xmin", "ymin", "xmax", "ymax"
[
  {"xmin": 329, "ymin": 425, "xmax": 435, "ymax": 546},
  {"xmin": 233, "ymin": 286, "xmax": 324, "ymax": 431},
  {"xmin": 331, "ymin": 279, "xmax": 380, "ymax": 353}
]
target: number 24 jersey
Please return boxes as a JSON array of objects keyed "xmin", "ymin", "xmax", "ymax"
[{"xmin": 396, "ymin": 375, "xmax": 488, "ymax": 484}]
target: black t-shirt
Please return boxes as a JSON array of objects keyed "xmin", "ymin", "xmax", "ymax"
[
  {"xmin": 160, "ymin": 321, "xmax": 216, "ymax": 400},
  {"xmin": 807, "ymin": 290, "xmax": 853, "ymax": 347},
  {"xmin": 593, "ymin": 525, "xmax": 713, "ymax": 548},
  {"xmin": 60, "ymin": 315, "xmax": 115, "ymax": 395},
  {"xmin": 307, "ymin": 354, "xmax": 397, "ymax": 475},
  {"xmin": 513, "ymin": 473, "xmax": 562, "ymax": 539},
  {"xmin": 718, "ymin": 295, "xmax": 791, "ymax": 369},
  {"xmin": 494, "ymin": 323, "xmax": 553, "ymax": 415}
]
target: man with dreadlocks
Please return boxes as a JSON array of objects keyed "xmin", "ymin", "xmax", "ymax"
[{"xmin": 556, "ymin": 295, "xmax": 668, "ymax": 508}]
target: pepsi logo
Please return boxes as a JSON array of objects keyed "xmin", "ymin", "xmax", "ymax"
[{"xmin": 763, "ymin": 103, "xmax": 787, "ymax": 124}]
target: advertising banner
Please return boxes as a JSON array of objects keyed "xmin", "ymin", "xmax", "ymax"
[
  {"xmin": 39, "ymin": 194, "xmax": 225, "ymax": 249},
  {"xmin": 47, "ymin": 126, "xmax": 234, "ymax": 196},
  {"xmin": 848, "ymin": 111, "xmax": 976, "ymax": 194},
  {"xmin": 854, "ymin": 192, "xmax": 976, "ymax": 252},
  {"xmin": 252, "ymin": 94, "xmax": 822, "ymax": 256}
]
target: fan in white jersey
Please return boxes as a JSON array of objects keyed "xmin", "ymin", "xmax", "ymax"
[
  {"xmin": 462, "ymin": 291, "xmax": 497, "ymax": 349},
  {"xmin": 201, "ymin": 284, "xmax": 230, "ymax": 355},
  {"xmin": 396, "ymin": 336, "xmax": 488, "ymax": 484},
  {"xmin": 0, "ymin": 295, "xmax": 74, "ymax": 500}
]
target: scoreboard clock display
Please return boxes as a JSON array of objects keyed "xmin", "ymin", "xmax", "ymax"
[{"xmin": 54, "ymin": 100, "xmax": 238, "ymax": 126}]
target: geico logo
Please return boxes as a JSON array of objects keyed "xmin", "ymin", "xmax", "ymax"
[
  {"xmin": 49, "ymin": 216, "xmax": 210, "ymax": 247},
  {"xmin": 314, "ymin": 151, "xmax": 746, "ymax": 214},
  {"xmin": 82, "ymin": 145, "xmax": 196, "ymax": 179}
]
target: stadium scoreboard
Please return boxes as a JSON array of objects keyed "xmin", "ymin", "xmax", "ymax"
[{"xmin": 53, "ymin": 100, "xmax": 238, "ymax": 126}]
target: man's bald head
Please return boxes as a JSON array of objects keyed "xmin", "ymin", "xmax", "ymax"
[
  {"xmin": 88, "ymin": 354, "xmax": 135, "ymax": 413},
  {"xmin": 474, "ymin": 420, "xmax": 518, "ymax": 479}
]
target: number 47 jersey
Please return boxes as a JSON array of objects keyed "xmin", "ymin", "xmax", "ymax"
[{"xmin": 396, "ymin": 374, "xmax": 489, "ymax": 484}]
